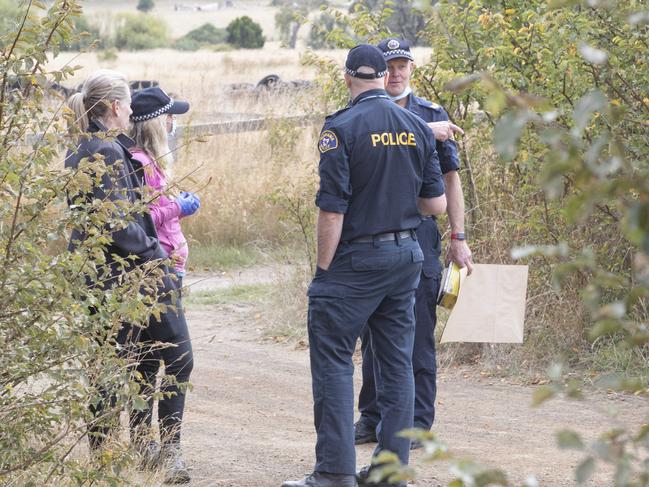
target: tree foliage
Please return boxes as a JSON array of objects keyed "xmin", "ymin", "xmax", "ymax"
[
  {"xmin": 0, "ymin": 0, "xmax": 21, "ymax": 41},
  {"xmin": 1, "ymin": 1, "xmax": 174, "ymax": 483},
  {"xmin": 174, "ymin": 22, "xmax": 227, "ymax": 51},
  {"xmin": 65, "ymin": 14, "xmax": 105, "ymax": 51},
  {"xmin": 226, "ymin": 15, "xmax": 265, "ymax": 49},
  {"xmin": 308, "ymin": 11, "xmax": 354, "ymax": 49},
  {"xmin": 114, "ymin": 12, "xmax": 169, "ymax": 50},
  {"xmin": 349, "ymin": 0, "xmax": 432, "ymax": 45},
  {"xmin": 275, "ymin": 0, "xmax": 327, "ymax": 49},
  {"xmin": 137, "ymin": 0, "xmax": 155, "ymax": 13}
]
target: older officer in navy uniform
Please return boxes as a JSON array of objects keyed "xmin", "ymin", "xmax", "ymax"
[
  {"xmin": 282, "ymin": 45, "xmax": 446, "ymax": 487},
  {"xmin": 354, "ymin": 38, "xmax": 474, "ymax": 450}
]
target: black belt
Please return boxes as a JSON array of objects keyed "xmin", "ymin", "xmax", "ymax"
[{"xmin": 349, "ymin": 230, "xmax": 413, "ymax": 244}]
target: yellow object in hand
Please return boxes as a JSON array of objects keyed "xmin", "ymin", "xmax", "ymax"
[{"xmin": 437, "ymin": 262, "xmax": 462, "ymax": 309}]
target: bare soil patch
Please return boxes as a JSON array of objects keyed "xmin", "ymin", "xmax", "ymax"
[{"xmin": 178, "ymin": 270, "xmax": 645, "ymax": 486}]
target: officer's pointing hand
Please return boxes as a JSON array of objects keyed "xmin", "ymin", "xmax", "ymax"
[
  {"xmin": 427, "ymin": 121, "xmax": 465, "ymax": 142},
  {"xmin": 447, "ymin": 240, "xmax": 474, "ymax": 276}
]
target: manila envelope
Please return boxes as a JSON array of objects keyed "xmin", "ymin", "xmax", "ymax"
[{"xmin": 440, "ymin": 264, "xmax": 529, "ymax": 343}]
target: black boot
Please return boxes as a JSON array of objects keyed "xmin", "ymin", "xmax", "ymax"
[
  {"xmin": 160, "ymin": 443, "xmax": 190, "ymax": 484},
  {"xmin": 134, "ymin": 439, "xmax": 161, "ymax": 470},
  {"xmin": 282, "ymin": 471, "xmax": 358, "ymax": 487},
  {"xmin": 354, "ymin": 420, "xmax": 378, "ymax": 445}
]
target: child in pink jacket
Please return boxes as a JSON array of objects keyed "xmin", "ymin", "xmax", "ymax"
[{"xmin": 129, "ymin": 87, "xmax": 200, "ymax": 282}]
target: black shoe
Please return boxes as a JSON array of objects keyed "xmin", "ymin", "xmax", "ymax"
[
  {"xmin": 160, "ymin": 444, "xmax": 190, "ymax": 484},
  {"xmin": 354, "ymin": 420, "xmax": 378, "ymax": 445},
  {"xmin": 357, "ymin": 465, "xmax": 407, "ymax": 487},
  {"xmin": 282, "ymin": 471, "xmax": 358, "ymax": 487},
  {"xmin": 409, "ymin": 439, "xmax": 422, "ymax": 451},
  {"xmin": 135, "ymin": 439, "xmax": 161, "ymax": 470}
]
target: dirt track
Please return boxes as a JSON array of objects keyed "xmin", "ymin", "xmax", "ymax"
[{"xmin": 175, "ymin": 269, "xmax": 646, "ymax": 487}]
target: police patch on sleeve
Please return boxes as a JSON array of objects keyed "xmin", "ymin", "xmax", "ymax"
[{"xmin": 318, "ymin": 130, "xmax": 339, "ymax": 153}]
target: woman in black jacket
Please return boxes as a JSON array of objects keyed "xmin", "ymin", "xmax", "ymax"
[{"xmin": 66, "ymin": 70, "xmax": 193, "ymax": 484}]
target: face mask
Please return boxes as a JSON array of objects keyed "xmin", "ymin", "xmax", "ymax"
[
  {"xmin": 388, "ymin": 86, "xmax": 412, "ymax": 102},
  {"xmin": 168, "ymin": 118, "xmax": 177, "ymax": 137}
]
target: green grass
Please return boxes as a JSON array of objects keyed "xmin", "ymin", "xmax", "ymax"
[
  {"xmin": 188, "ymin": 244, "xmax": 265, "ymax": 271},
  {"xmin": 186, "ymin": 283, "xmax": 272, "ymax": 307},
  {"xmin": 587, "ymin": 338, "xmax": 649, "ymax": 381}
]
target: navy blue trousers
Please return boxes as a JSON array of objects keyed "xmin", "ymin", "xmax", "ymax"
[
  {"xmin": 129, "ymin": 302, "xmax": 194, "ymax": 445},
  {"xmin": 308, "ymin": 236, "xmax": 423, "ymax": 475},
  {"xmin": 358, "ymin": 218, "xmax": 442, "ymax": 431},
  {"xmin": 89, "ymin": 296, "xmax": 194, "ymax": 449}
]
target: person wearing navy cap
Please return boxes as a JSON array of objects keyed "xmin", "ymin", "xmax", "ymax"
[
  {"xmin": 126, "ymin": 86, "xmax": 198, "ymax": 484},
  {"xmin": 354, "ymin": 38, "xmax": 474, "ymax": 452},
  {"xmin": 282, "ymin": 44, "xmax": 446, "ymax": 487}
]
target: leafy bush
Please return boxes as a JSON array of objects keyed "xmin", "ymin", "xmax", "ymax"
[
  {"xmin": 64, "ymin": 14, "xmax": 106, "ymax": 51},
  {"xmin": 349, "ymin": 0, "xmax": 429, "ymax": 45},
  {"xmin": 0, "ymin": 1, "xmax": 171, "ymax": 483},
  {"xmin": 226, "ymin": 15, "xmax": 265, "ymax": 49},
  {"xmin": 275, "ymin": 1, "xmax": 327, "ymax": 49},
  {"xmin": 137, "ymin": 0, "xmax": 155, "ymax": 13},
  {"xmin": 114, "ymin": 13, "xmax": 169, "ymax": 50},
  {"xmin": 173, "ymin": 36, "xmax": 200, "ymax": 51},
  {"xmin": 0, "ymin": 0, "xmax": 20, "ymax": 42},
  {"xmin": 173, "ymin": 22, "xmax": 227, "ymax": 50},
  {"xmin": 97, "ymin": 47, "xmax": 118, "ymax": 62},
  {"xmin": 308, "ymin": 12, "xmax": 352, "ymax": 50}
]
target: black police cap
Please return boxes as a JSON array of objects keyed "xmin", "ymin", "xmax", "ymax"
[
  {"xmin": 130, "ymin": 87, "xmax": 189, "ymax": 122},
  {"xmin": 345, "ymin": 44, "xmax": 388, "ymax": 79},
  {"xmin": 377, "ymin": 38, "xmax": 414, "ymax": 62}
]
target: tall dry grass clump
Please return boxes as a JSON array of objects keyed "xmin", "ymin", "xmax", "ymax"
[{"xmin": 175, "ymin": 123, "xmax": 318, "ymax": 248}]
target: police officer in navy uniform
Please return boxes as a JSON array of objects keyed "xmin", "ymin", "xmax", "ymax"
[
  {"xmin": 354, "ymin": 38, "xmax": 474, "ymax": 449},
  {"xmin": 282, "ymin": 45, "xmax": 446, "ymax": 487}
]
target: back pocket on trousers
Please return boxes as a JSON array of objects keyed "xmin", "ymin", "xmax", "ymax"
[{"xmin": 351, "ymin": 252, "xmax": 396, "ymax": 271}]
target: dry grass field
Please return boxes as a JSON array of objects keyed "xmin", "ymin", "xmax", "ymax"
[
  {"xmin": 46, "ymin": 37, "xmax": 432, "ymax": 256},
  {"xmin": 82, "ymin": 0, "xmax": 281, "ymax": 40}
]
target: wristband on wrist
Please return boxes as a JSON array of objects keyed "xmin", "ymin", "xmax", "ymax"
[{"xmin": 450, "ymin": 232, "xmax": 466, "ymax": 241}]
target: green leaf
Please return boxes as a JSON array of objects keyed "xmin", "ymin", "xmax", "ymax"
[
  {"xmin": 636, "ymin": 423, "xmax": 649, "ymax": 442},
  {"xmin": 474, "ymin": 469, "xmax": 508, "ymax": 486},
  {"xmin": 614, "ymin": 458, "xmax": 632, "ymax": 485},
  {"xmin": 575, "ymin": 457, "xmax": 595, "ymax": 484},
  {"xmin": 131, "ymin": 395, "xmax": 149, "ymax": 412},
  {"xmin": 573, "ymin": 90, "xmax": 607, "ymax": 135},
  {"xmin": 566, "ymin": 381, "xmax": 584, "ymax": 400},
  {"xmin": 556, "ymin": 429, "xmax": 584, "ymax": 450},
  {"xmin": 547, "ymin": 363, "xmax": 563, "ymax": 381},
  {"xmin": 532, "ymin": 385, "xmax": 556, "ymax": 407},
  {"xmin": 578, "ymin": 43, "xmax": 608, "ymax": 64},
  {"xmin": 494, "ymin": 110, "xmax": 533, "ymax": 161},
  {"xmin": 372, "ymin": 451, "xmax": 399, "ymax": 465},
  {"xmin": 592, "ymin": 440, "xmax": 614, "ymax": 462},
  {"xmin": 588, "ymin": 319, "xmax": 623, "ymax": 340}
]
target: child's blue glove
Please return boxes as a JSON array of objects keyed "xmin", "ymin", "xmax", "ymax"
[{"xmin": 176, "ymin": 191, "xmax": 200, "ymax": 216}]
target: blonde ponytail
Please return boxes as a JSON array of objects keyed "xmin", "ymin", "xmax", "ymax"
[
  {"xmin": 67, "ymin": 70, "xmax": 130, "ymax": 132},
  {"xmin": 67, "ymin": 91, "xmax": 89, "ymax": 132}
]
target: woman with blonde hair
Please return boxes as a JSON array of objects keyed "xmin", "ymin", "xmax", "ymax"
[{"xmin": 65, "ymin": 71, "xmax": 193, "ymax": 484}]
